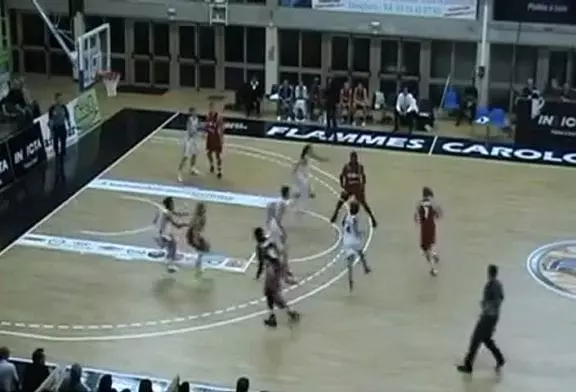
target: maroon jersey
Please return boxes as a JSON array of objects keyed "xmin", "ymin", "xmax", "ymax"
[
  {"xmin": 341, "ymin": 163, "xmax": 365, "ymax": 196},
  {"xmin": 417, "ymin": 198, "xmax": 440, "ymax": 251},
  {"xmin": 257, "ymin": 240, "xmax": 282, "ymax": 292},
  {"xmin": 205, "ymin": 111, "xmax": 222, "ymax": 152}
]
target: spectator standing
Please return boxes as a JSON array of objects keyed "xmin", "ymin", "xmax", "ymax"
[
  {"xmin": 22, "ymin": 348, "xmax": 50, "ymax": 392},
  {"xmin": 48, "ymin": 93, "xmax": 71, "ymax": 164},
  {"xmin": 0, "ymin": 347, "xmax": 19, "ymax": 392},
  {"xmin": 309, "ymin": 77, "xmax": 322, "ymax": 121},
  {"xmin": 235, "ymin": 377, "xmax": 249, "ymax": 392},
  {"xmin": 58, "ymin": 364, "xmax": 89, "ymax": 392},
  {"xmin": 324, "ymin": 77, "xmax": 340, "ymax": 137},
  {"xmin": 520, "ymin": 78, "xmax": 540, "ymax": 99},
  {"xmin": 293, "ymin": 80, "xmax": 308, "ymax": 121},
  {"xmin": 244, "ymin": 75, "xmax": 263, "ymax": 118},
  {"xmin": 457, "ymin": 264, "xmax": 505, "ymax": 374},
  {"xmin": 177, "ymin": 382, "xmax": 189, "ymax": 392},
  {"xmin": 544, "ymin": 78, "xmax": 562, "ymax": 100}
]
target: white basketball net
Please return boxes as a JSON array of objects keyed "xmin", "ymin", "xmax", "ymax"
[{"xmin": 102, "ymin": 72, "xmax": 120, "ymax": 97}]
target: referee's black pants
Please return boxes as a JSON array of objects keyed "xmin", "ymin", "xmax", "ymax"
[
  {"xmin": 463, "ymin": 314, "xmax": 504, "ymax": 369},
  {"xmin": 325, "ymin": 104, "xmax": 337, "ymax": 140},
  {"xmin": 51, "ymin": 125, "xmax": 67, "ymax": 162}
]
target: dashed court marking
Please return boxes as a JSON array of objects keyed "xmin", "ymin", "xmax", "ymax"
[{"xmin": 0, "ymin": 135, "xmax": 373, "ymax": 341}]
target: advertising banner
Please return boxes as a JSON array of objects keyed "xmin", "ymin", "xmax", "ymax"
[
  {"xmin": 0, "ymin": 140, "xmax": 14, "ymax": 188},
  {"xmin": 515, "ymin": 98, "xmax": 576, "ymax": 149},
  {"xmin": 493, "ymin": 0, "xmax": 575, "ymax": 25},
  {"xmin": 6, "ymin": 122, "xmax": 46, "ymax": 178},
  {"xmin": 310, "ymin": 0, "xmax": 478, "ymax": 19},
  {"xmin": 34, "ymin": 88, "xmax": 101, "ymax": 159}
]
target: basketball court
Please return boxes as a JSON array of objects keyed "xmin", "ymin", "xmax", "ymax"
[
  {"xmin": 0, "ymin": 118, "xmax": 575, "ymax": 391},
  {"xmin": 1, "ymin": 3, "xmax": 575, "ymax": 392}
]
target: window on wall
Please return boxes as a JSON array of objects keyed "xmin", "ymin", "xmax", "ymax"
[
  {"xmin": 108, "ymin": 18, "xmax": 125, "ymax": 54},
  {"xmin": 133, "ymin": 22, "xmax": 150, "ymax": 55},
  {"xmin": 453, "ymin": 42, "xmax": 476, "ymax": 81},
  {"xmin": 490, "ymin": 44, "xmax": 513, "ymax": 84},
  {"xmin": 153, "ymin": 23, "xmax": 170, "ymax": 57},
  {"xmin": 279, "ymin": 29, "xmax": 299, "ymax": 67},
  {"xmin": 401, "ymin": 41, "xmax": 420, "ymax": 77},
  {"xmin": 50, "ymin": 51, "xmax": 72, "ymax": 76},
  {"xmin": 9, "ymin": 10, "xmax": 17, "ymax": 46},
  {"xmin": 225, "ymin": 67, "xmax": 244, "ymax": 90},
  {"xmin": 549, "ymin": 51, "xmax": 568, "ymax": 84},
  {"xmin": 428, "ymin": 83, "xmax": 445, "ymax": 107},
  {"xmin": 153, "ymin": 61, "xmax": 170, "ymax": 85},
  {"xmin": 430, "ymin": 41, "xmax": 452, "ymax": 79},
  {"xmin": 134, "ymin": 60, "xmax": 150, "ymax": 83},
  {"xmin": 48, "ymin": 16, "xmax": 70, "ymax": 50},
  {"xmin": 279, "ymin": 71, "xmax": 298, "ymax": 85},
  {"xmin": 488, "ymin": 87, "xmax": 509, "ymax": 109},
  {"xmin": 111, "ymin": 58, "xmax": 126, "ymax": 80},
  {"xmin": 352, "ymin": 37, "xmax": 369, "ymax": 72},
  {"xmin": 248, "ymin": 69, "xmax": 264, "ymax": 85},
  {"xmin": 180, "ymin": 64, "xmax": 196, "ymax": 87},
  {"xmin": 23, "ymin": 50, "xmax": 46, "ymax": 73},
  {"xmin": 331, "ymin": 36, "xmax": 349, "ymax": 71},
  {"xmin": 301, "ymin": 31, "xmax": 321, "ymax": 68},
  {"xmin": 199, "ymin": 26, "xmax": 215, "ymax": 60},
  {"xmin": 246, "ymin": 27, "xmax": 265, "ymax": 64},
  {"xmin": 22, "ymin": 13, "xmax": 45, "ymax": 46},
  {"xmin": 179, "ymin": 26, "xmax": 196, "ymax": 59},
  {"xmin": 199, "ymin": 64, "xmax": 215, "ymax": 88},
  {"xmin": 380, "ymin": 40, "xmax": 398, "ymax": 74},
  {"xmin": 225, "ymin": 26, "xmax": 244, "ymax": 63},
  {"xmin": 514, "ymin": 46, "xmax": 537, "ymax": 84}
]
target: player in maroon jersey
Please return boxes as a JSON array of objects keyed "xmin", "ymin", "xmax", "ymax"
[
  {"xmin": 414, "ymin": 186, "xmax": 442, "ymax": 276},
  {"xmin": 205, "ymin": 101, "xmax": 224, "ymax": 178},
  {"xmin": 253, "ymin": 227, "xmax": 300, "ymax": 328},
  {"xmin": 330, "ymin": 151, "xmax": 377, "ymax": 227}
]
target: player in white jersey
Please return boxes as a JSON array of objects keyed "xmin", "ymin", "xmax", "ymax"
[
  {"xmin": 153, "ymin": 197, "xmax": 189, "ymax": 273},
  {"xmin": 177, "ymin": 107, "xmax": 201, "ymax": 182},
  {"xmin": 260, "ymin": 185, "xmax": 296, "ymax": 283},
  {"xmin": 291, "ymin": 144, "xmax": 326, "ymax": 213},
  {"xmin": 342, "ymin": 201, "xmax": 371, "ymax": 291}
]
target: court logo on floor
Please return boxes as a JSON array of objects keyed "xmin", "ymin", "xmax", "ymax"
[{"xmin": 527, "ymin": 241, "xmax": 576, "ymax": 300}]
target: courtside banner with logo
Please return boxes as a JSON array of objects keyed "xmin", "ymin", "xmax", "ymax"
[
  {"xmin": 6, "ymin": 122, "xmax": 46, "ymax": 178},
  {"xmin": 166, "ymin": 113, "xmax": 576, "ymax": 168},
  {"xmin": 493, "ymin": 0, "xmax": 575, "ymax": 25},
  {"xmin": 310, "ymin": 0, "xmax": 477, "ymax": 19},
  {"xmin": 34, "ymin": 88, "xmax": 101, "ymax": 159},
  {"xmin": 0, "ymin": 140, "xmax": 14, "ymax": 188},
  {"xmin": 515, "ymin": 98, "xmax": 576, "ymax": 149}
]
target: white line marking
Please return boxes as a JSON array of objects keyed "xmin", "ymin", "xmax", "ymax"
[
  {"xmin": 0, "ymin": 111, "xmax": 180, "ymax": 262},
  {"xmin": 81, "ymin": 225, "xmax": 153, "ymax": 237},
  {"xmin": 0, "ymin": 137, "xmax": 372, "ymax": 340},
  {"xmin": 428, "ymin": 135, "xmax": 439, "ymax": 156}
]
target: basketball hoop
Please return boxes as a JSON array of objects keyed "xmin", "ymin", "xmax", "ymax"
[{"xmin": 99, "ymin": 71, "xmax": 120, "ymax": 97}]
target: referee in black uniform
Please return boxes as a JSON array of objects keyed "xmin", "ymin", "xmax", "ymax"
[
  {"xmin": 457, "ymin": 264, "xmax": 505, "ymax": 374},
  {"xmin": 48, "ymin": 92, "xmax": 71, "ymax": 163}
]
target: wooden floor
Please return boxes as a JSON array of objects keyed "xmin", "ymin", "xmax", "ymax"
[{"xmin": 0, "ymin": 78, "xmax": 575, "ymax": 392}]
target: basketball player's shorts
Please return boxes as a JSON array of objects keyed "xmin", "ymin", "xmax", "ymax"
[
  {"xmin": 267, "ymin": 223, "xmax": 286, "ymax": 251},
  {"xmin": 342, "ymin": 237, "xmax": 361, "ymax": 258},
  {"xmin": 294, "ymin": 174, "xmax": 310, "ymax": 198},
  {"xmin": 183, "ymin": 137, "xmax": 198, "ymax": 157},
  {"xmin": 155, "ymin": 234, "xmax": 174, "ymax": 248}
]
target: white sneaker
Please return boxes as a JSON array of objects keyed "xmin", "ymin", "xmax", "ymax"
[
  {"xmin": 177, "ymin": 173, "xmax": 183, "ymax": 183},
  {"xmin": 167, "ymin": 264, "xmax": 179, "ymax": 273},
  {"xmin": 189, "ymin": 167, "xmax": 200, "ymax": 175}
]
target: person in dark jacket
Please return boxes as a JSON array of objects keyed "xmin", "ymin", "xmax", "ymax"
[
  {"xmin": 48, "ymin": 93, "xmax": 71, "ymax": 163},
  {"xmin": 22, "ymin": 348, "xmax": 50, "ymax": 392},
  {"xmin": 457, "ymin": 264, "xmax": 505, "ymax": 374},
  {"xmin": 324, "ymin": 77, "xmax": 340, "ymax": 139}
]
